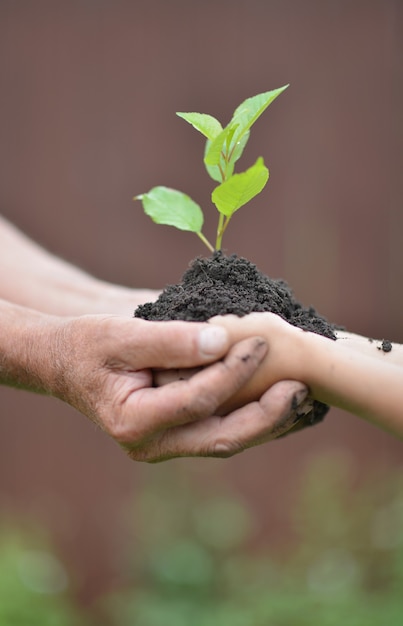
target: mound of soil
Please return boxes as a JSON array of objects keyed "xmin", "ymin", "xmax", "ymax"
[{"xmin": 135, "ymin": 252, "xmax": 341, "ymax": 426}]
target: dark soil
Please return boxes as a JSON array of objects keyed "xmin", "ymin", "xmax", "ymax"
[
  {"xmin": 135, "ymin": 252, "xmax": 342, "ymax": 427},
  {"xmin": 380, "ymin": 339, "xmax": 392, "ymax": 353}
]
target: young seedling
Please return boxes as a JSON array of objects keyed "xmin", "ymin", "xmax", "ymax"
[{"xmin": 134, "ymin": 85, "xmax": 288, "ymax": 252}]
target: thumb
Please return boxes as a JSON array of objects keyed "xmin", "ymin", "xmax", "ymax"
[{"xmin": 121, "ymin": 319, "xmax": 231, "ymax": 369}]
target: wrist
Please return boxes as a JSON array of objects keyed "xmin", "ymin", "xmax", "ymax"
[
  {"xmin": 92, "ymin": 281, "xmax": 160, "ymax": 315},
  {"xmin": 0, "ymin": 299, "xmax": 63, "ymax": 395}
]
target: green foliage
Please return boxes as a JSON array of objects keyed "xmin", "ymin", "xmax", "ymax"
[
  {"xmin": 101, "ymin": 455, "xmax": 403, "ymax": 626},
  {"xmin": 211, "ymin": 158, "xmax": 269, "ymax": 217},
  {"xmin": 0, "ymin": 526, "xmax": 91, "ymax": 626},
  {"xmin": 203, "ymin": 130, "xmax": 250, "ymax": 184},
  {"xmin": 135, "ymin": 86, "xmax": 288, "ymax": 251},
  {"xmin": 175, "ymin": 112, "xmax": 222, "ymax": 140},
  {"xmin": 136, "ymin": 187, "xmax": 204, "ymax": 233},
  {"xmin": 5, "ymin": 453, "xmax": 403, "ymax": 625}
]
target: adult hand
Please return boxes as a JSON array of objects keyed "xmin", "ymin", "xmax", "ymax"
[{"xmin": 45, "ymin": 315, "xmax": 308, "ymax": 461}]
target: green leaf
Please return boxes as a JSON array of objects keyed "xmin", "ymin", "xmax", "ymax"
[
  {"xmin": 176, "ymin": 112, "xmax": 222, "ymax": 140},
  {"xmin": 204, "ymin": 125, "xmax": 234, "ymax": 166},
  {"xmin": 228, "ymin": 130, "xmax": 250, "ymax": 165},
  {"xmin": 211, "ymin": 157, "xmax": 269, "ymax": 217},
  {"xmin": 135, "ymin": 186, "xmax": 204, "ymax": 232},
  {"xmin": 224, "ymin": 124, "xmax": 239, "ymax": 153},
  {"xmin": 231, "ymin": 85, "xmax": 289, "ymax": 140},
  {"xmin": 203, "ymin": 145, "xmax": 223, "ymax": 183},
  {"xmin": 204, "ymin": 128, "xmax": 250, "ymax": 183}
]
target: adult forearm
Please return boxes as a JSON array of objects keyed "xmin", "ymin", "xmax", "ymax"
[
  {"xmin": 0, "ymin": 298, "xmax": 59, "ymax": 393},
  {"xmin": 0, "ymin": 216, "xmax": 156, "ymax": 315}
]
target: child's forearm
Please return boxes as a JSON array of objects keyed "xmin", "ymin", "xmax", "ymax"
[
  {"xmin": 302, "ymin": 332, "xmax": 403, "ymax": 435},
  {"xmin": 335, "ymin": 330, "xmax": 403, "ymax": 366},
  {"xmin": 210, "ymin": 314, "xmax": 403, "ymax": 436}
]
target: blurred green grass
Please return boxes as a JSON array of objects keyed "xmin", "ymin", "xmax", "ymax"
[{"xmin": 1, "ymin": 451, "xmax": 403, "ymax": 625}]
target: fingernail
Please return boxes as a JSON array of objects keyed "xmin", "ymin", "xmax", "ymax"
[
  {"xmin": 199, "ymin": 326, "xmax": 228, "ymax": 357},
  {"xmin": 272, "ymin": 386, "xmax": 310, "ymax": 436},
  {"xmin": 291, "ymin": 386, "xmax": 309, "ymax": 411},
  {"xmin": 291, "ymin": 386, "xmax": 310, "ymax": 425}
]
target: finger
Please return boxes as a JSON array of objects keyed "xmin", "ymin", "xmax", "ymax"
[
  {"xmin": 209, "ymin": 312, "xmax": 274, "ymax": 341},
  {"xmin": 114, "ymin": 336, "xmax": 268, "ymax": 446},
  {"xmin": 126, "ymin": 381, "xmax": 309, "ymax": 462},
  {"xmin": 153, "ymin": 367, "xmax": 202, "ymax": 387},
  {"xmin": 108, "ymin": 318, "xmax": 232, "ymax": 369},
  {"xmin": 276, "ymin": 397, "xmax": 329, "ymax": 439},
  {"xmin": 275, "ymin": 397, "xmax": 314, "ymax": 438}
]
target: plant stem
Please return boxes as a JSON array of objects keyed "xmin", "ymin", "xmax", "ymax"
[
  {"xmin": 214, "ymin": 148, "xmax": 230, "ymax": 251},
  {"xmin": 222, "ymin": 215, "xmax": 231, "ymax": 235},
  {"xmin": 197, "ymin": 231, "xmax": 215, "ymax": 253},
  {"xmin": 228, "ymin": 143, "xmax": 237, "ymax": 163},
  {"xmin": 216, "ymin": 213, "xmax": 225, "ymax": 250}
]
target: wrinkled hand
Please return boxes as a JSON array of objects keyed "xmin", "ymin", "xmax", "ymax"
[{"xmin": 46, "ymin": 315, "xmax": 308, "ymax": 461}]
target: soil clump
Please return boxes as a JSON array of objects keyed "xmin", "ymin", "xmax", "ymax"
[{"xmin": 135, "ymin": 252, "xmax": 341, "ymax": 426}]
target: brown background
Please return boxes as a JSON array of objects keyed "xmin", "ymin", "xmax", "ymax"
[{"xmin": 0, "ymin": 0, "xmax": 402, "ymax": 605}]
